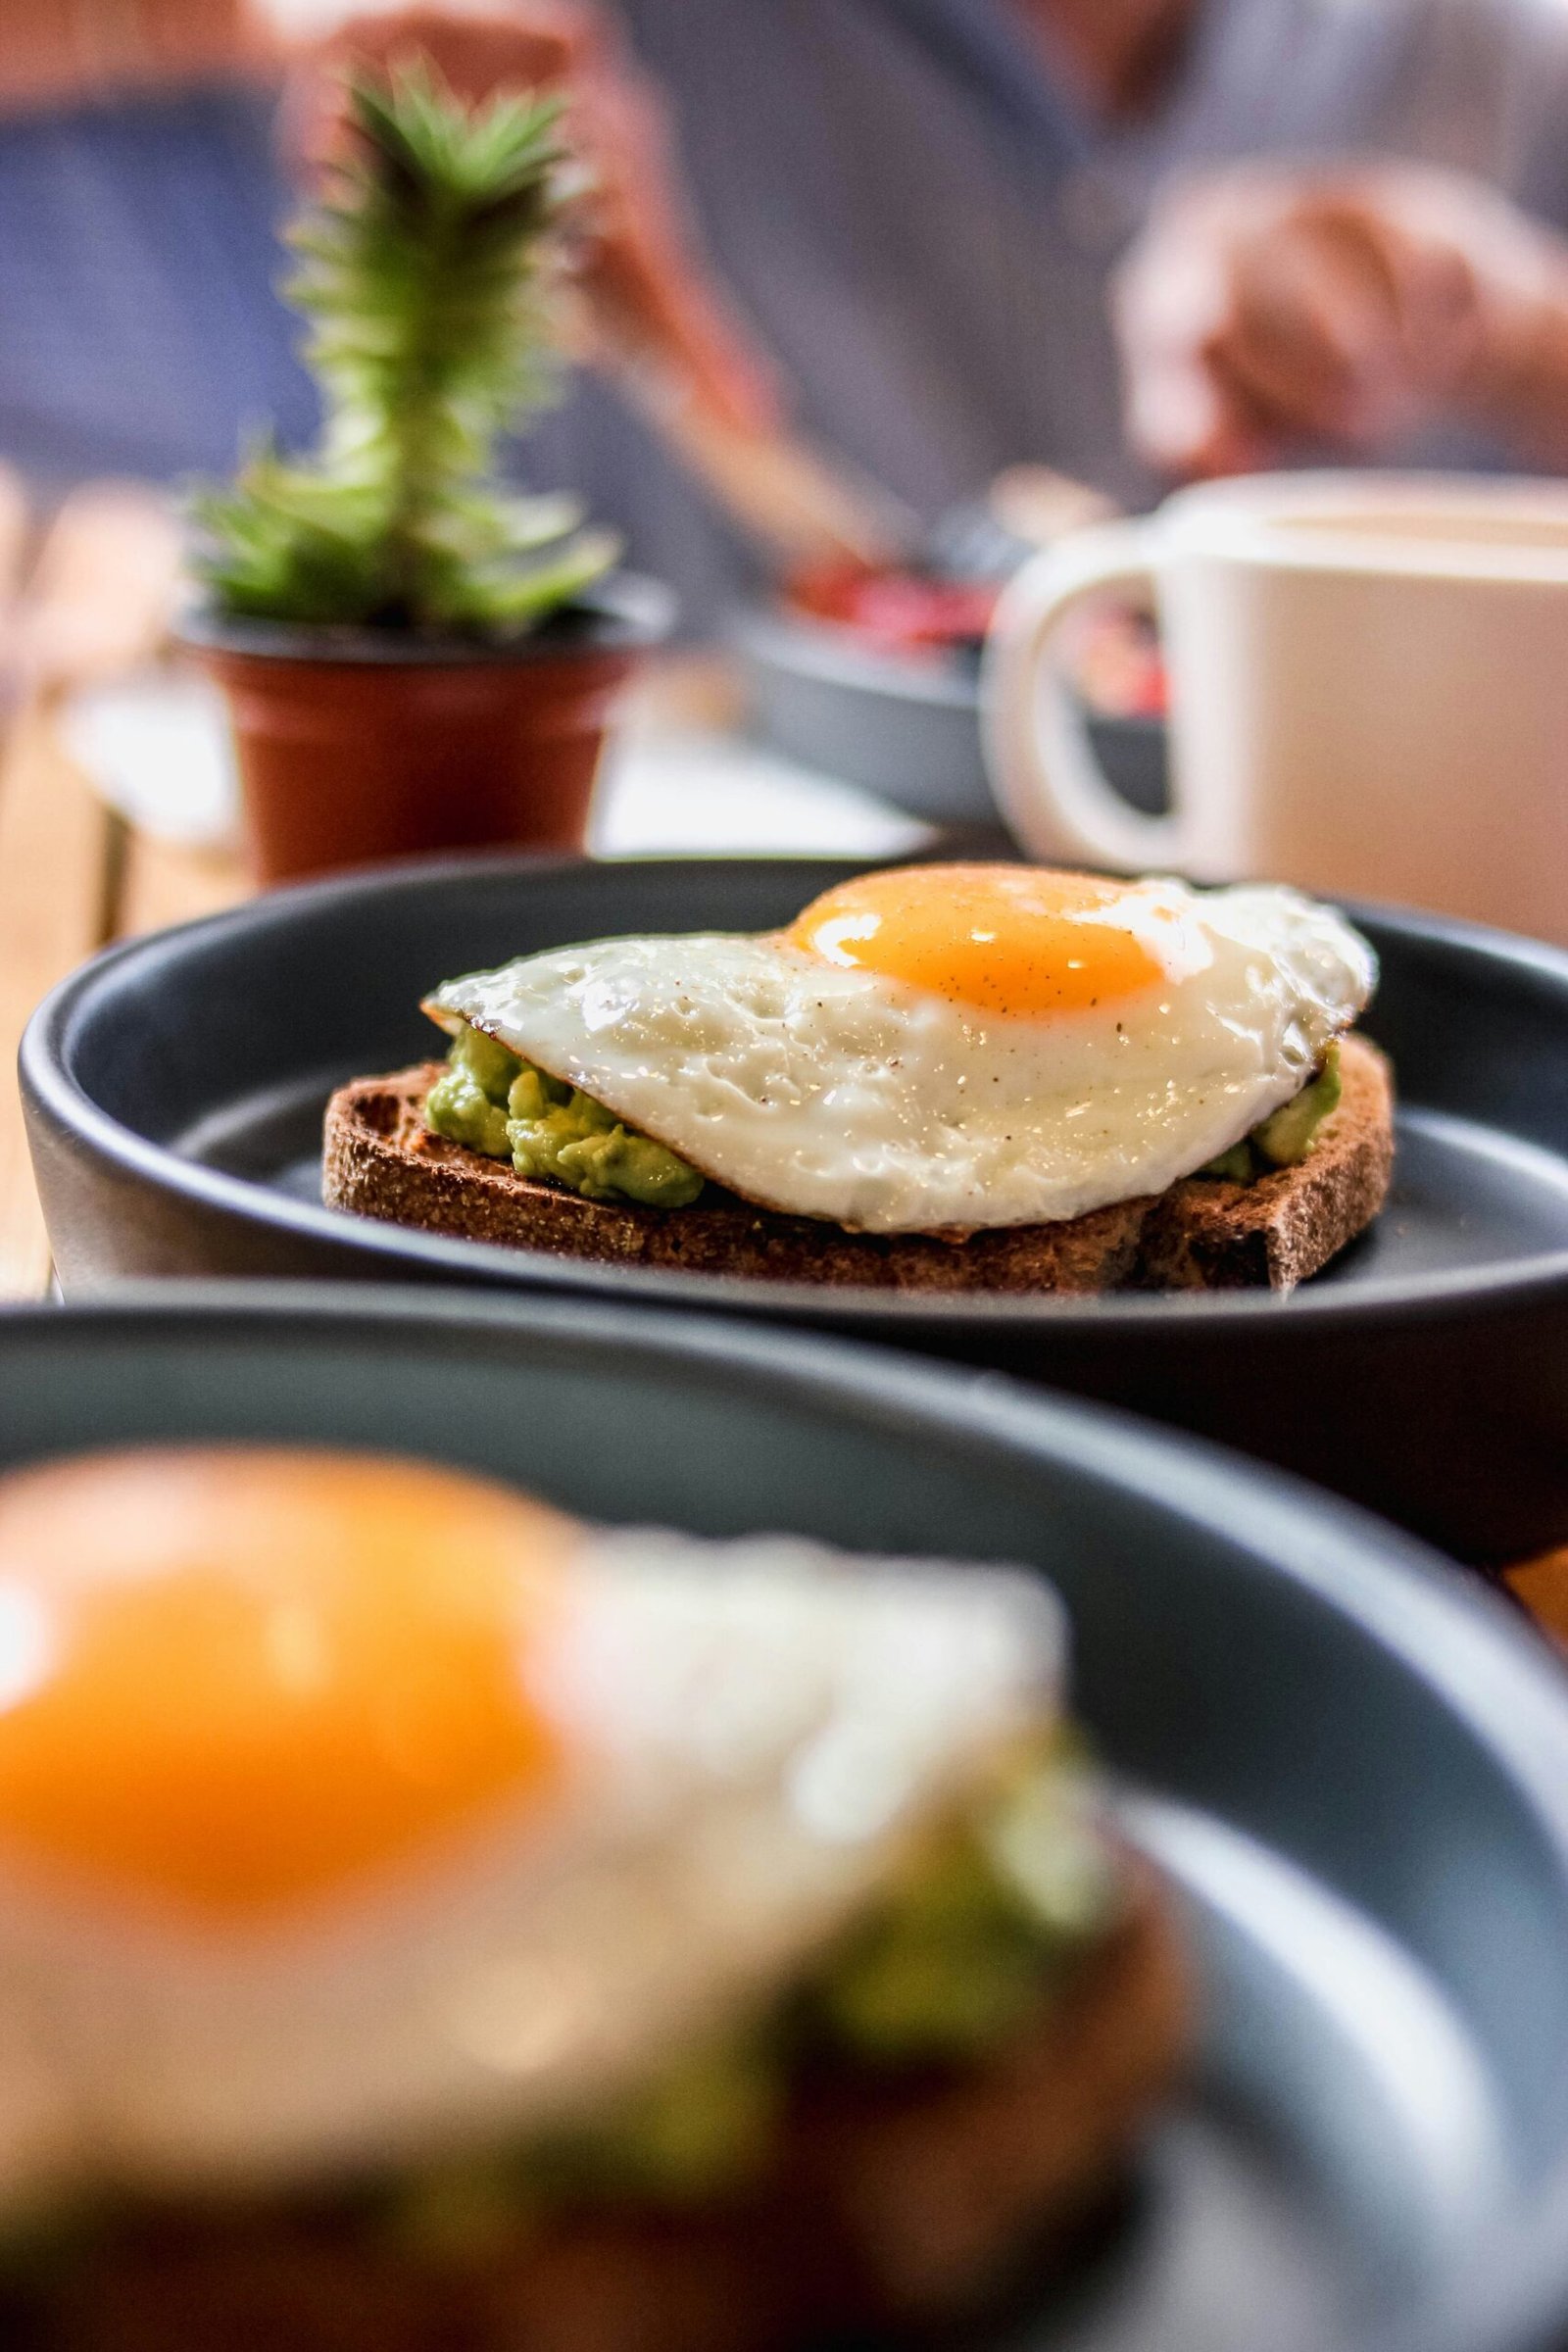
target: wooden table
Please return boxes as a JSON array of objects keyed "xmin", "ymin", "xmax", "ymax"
[{"xmin": 0, "ymin": 699, "xmax": 245, "ymax": 1299}]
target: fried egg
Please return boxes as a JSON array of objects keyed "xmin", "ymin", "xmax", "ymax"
[
  {"xmin": 0, "ymin": 1448, "xmax": 1059, "ymax": 2209},
  {"xmin": 426, "ymin": 864, "xmax": 1377, "ymax": 1233}
]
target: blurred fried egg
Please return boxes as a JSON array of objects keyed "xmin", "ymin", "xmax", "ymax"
[
  {"xmin": 0, "ymin": 1448, "xmax": 1060, "ymax": 2208},
  {"xmin": 427, "ymin": 864, "xmax": 1376, "ymax": 1233}
]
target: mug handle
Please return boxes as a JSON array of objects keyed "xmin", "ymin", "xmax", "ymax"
[{"xmin": 982, "ymin": 520, "xmax": 1198, "ymax": 873}]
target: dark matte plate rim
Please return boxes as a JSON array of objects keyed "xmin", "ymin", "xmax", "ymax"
[
  {"xmin": 23, "ymin": 852, "xmax": 1568, "ymax": 1332},
  {"xmin": 10, "ymin": 1281, "xmax": 1568, "ymax": 2352}
]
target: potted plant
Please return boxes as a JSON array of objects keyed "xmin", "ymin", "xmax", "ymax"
[{"xmin": 181, "ymin": 66, "xmax": 672, "ymax": 885}]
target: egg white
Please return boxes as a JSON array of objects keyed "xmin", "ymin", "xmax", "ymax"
[
  {"xmin": 0, "ymin": 1538, "xmax": 1060, "ymax": 2209},
  {"xmin": 427, "ymin": 880, "xmax": 1376, "ymax": 1234}
]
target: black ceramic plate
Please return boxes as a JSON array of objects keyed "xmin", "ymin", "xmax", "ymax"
[
  {"xmin": 3, "ymin": 1287, "xmax": 1568, "ymax": 2352},
  {"xmin": 732, "ymin": 605, "xmax": 1168, "ymax": 828},
  {"xmin": 22, "ymin": 857, "xmax": 1568, "ymax": 1564}
]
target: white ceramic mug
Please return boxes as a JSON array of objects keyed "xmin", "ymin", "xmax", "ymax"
[{"xmin": 982, "ymin": 471, "xmax": 1568, "ymax": 944}]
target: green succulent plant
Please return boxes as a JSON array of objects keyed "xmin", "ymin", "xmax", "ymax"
[{"xmin": 194, "ymin": 64, "xmax": 618, "ymax": 634}]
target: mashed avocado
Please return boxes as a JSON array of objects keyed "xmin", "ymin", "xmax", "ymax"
[
  {"xmin": 426, "ymin": 1021, "xmax": 705, "ymax": 1210},
  {"xmin": 385, "ymin": 1741, "xmax": 1112, "ymax": 2239},
  {"xmin": 429, "ymin": 1013, "xmax": 1343, "ymax": 1212},
  {"xmin": 809, "ymin": 1744, "xmax": 1110, "ymax": 2065},
  {"xmin": 0, "ymin": 1740, "xmax": 1116, "ymax": 2275},
  {"xmin": 1200, "ymin": 1041, "xmax": 1343, "ymax": 1182}
]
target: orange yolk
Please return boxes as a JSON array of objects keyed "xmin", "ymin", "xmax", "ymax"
[
  {"xmin": 787, "ymin": 864, "xmax": 1170, "ymax": 1018},
  {"xmin": 0, "ymin": 1449, "xmax": 576, "ymax": 1918}
]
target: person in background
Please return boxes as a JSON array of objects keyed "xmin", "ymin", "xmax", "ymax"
[
  {"xmin": 575, "ymin": 0, "xmax": 1568, "ymax": 507},
  {"xmin": 8, "ymin": 0, "xmax": 1568, "ymax": 625}
]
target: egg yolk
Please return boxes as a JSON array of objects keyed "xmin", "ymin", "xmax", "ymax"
[
  {"xmin": 0, "ymin": 1449, "xmax": 576, "ymax": 1918},
  {"xmin": 788, "ymin": 864, "xmax": 1173, "ymax": 1017}
]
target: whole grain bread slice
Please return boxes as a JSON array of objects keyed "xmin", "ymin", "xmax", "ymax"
[
  {"xmin": 41, "ymin": 1867, "xmax": 1189, "ymax": 2352},
  {"xmin": 322, "ymin": 1033, "xmax": 1394, "ymax": 1296}
]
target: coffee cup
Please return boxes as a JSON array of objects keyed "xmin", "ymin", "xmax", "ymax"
[{"xmin": 982, "ymin": 471, "xmax": 1568, "ymax": 944}]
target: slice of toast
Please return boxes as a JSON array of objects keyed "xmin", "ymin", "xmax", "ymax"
[
  {"xmin": 39, "ymin": 1867, "xmax": 1189, "ymax": 2352},
  {"xmin": 322, "ymin": 1034, "xmax": 1394, "ymax": 1296}
]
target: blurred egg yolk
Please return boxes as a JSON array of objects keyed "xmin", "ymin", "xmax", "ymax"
[
  {"xmin": 788, "ymin": 864, "xmax": 1171, "ymax": 1018},
  {"xmin": 0, "ymin": 1449, "xmax": 576, "ymax": 1918}
]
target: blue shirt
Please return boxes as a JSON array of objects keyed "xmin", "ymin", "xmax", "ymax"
[
  {"xmin": 6, "ymin": 0, "xmax": 1568, "ymax": 621},
  {"xmin": 0, "ymin": 82, "xmax": 315, "ymax": 487}
]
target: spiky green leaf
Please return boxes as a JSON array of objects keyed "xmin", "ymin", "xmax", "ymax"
[{"xmin": 191, "ymin": 63, "xmax": 615, "ymax": 634}]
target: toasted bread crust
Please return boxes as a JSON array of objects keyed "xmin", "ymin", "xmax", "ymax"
[
  {"xmin": 35, "ymin": 1870, "xmax": 1190, "ymax": 2352},
  {"xmin": 323, "ymin": 1036, "xmax": 1393, "ymax": 1295}
]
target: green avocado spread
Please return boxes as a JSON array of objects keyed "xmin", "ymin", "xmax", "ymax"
[
  {"xmin": 0, "ymin": 1741, "xmax": 1113, "ymax": 2277},
  {"xmin": 429, "ymin": 1011, "xmax": 1335, "ymax": 1213},
  {"xmin": 425, "ymin": 1021, "xmax": 705, "ymax": 1209},
  {"xmin": 383, "ymin": 1738, "xmax": 1112, "ymax": 2251},
  {"xmin": 427, "ymin": 1015, "xmax": 1340, "ymax": 1217},
  {"xmin": 1198, "ymin": 1041, "xmax": 1343, "ymax": 1183}
]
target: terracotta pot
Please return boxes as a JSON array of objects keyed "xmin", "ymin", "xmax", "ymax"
[{"xmin": 179, "ymin": 575, "xmax": 673, "ymax": 886}]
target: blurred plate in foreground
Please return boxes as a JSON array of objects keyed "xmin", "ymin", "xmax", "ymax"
[{"xmin": 1, "ymin": 1288, "xmax": 1566, "ymax": 2352}]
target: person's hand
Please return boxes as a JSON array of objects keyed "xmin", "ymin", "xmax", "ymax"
[
  {"xmin": 282, "ymin": 3, "xmax": 781, "ymax": 436},
  {"xmin": 1113, "ymin": 162, "xmax": 1568, "ymax": 477}
]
